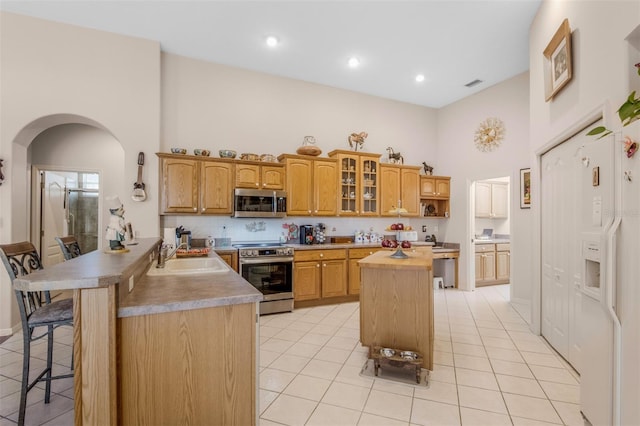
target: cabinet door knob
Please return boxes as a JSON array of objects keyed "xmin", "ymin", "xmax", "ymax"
[
  {"xmin": 314, "ymin": 210, "xmax": 318, "ymax": 213},
  {"xmin": 255, "ymin": 183, "xmax": 259, "ymax": 187},
  {"xmin": 316, "ymin": 264, "xmax": 320, "ymax": 268},
  {"xmin": 201, "ymin": 207, "xmax": 205, "ymax": 212},
  {"xmin": 262, "ymin": 183, "xmax": 266, "ymax": 187},
  {"xmin": 323, "ymin": 263, "xmax": 326, "ymax": 267},
  {"xmin": 319, "ymin": 253, "xmax": 324, "ymax": 257},
  {"xmin": 193, "ymin": 207, "xmax": 197, "ymax": 212},
  {"xmin": 308, "ymin": 210, "xmax": 312, "ymax": 213}
]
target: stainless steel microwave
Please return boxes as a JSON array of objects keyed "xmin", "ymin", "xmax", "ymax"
[{"xmin": 233, "ymin": 188, "xmax": 287, "ymax": 218}]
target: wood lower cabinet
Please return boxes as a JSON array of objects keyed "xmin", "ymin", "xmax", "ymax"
[
  {"xmin": 216, "ymin": 250, "xmax": 238, "ymax": 272},
  {"xmin": 475, "ymin": 243, "xmax": 510, "ymax": 286},
  {"xmin": 348, "ymin": 247, "xmax": 384, "ymax": 295},
  {"xmin": 235, "ymin": 162, "xmax": 285, "ymax": 190},
  {"xmin": 278, "ymin": 154, "xmax": 338, "ymax": 216},
  {"xmin": 158, "ymin": 153, "xmax": 234, "ymax": 215},
  {"xmin": 119, "ymin": 302, "xmax": 257, "ymax": 425},
  {"xmin": 293, "ymin": 249, "xmax": 347, "ymax": 301},
  {"xmin": 496, "ymin": 243, "xmax": 510, "ymax": 282}
]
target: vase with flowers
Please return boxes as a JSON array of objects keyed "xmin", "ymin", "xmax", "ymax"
[{"xmin": 587, "ymin": 63, "xmax": 640, "ymax": 140}]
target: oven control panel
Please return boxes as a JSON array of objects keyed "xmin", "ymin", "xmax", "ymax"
[{"xmin": 239, "ymin": 247, "xmax": 294, "ymax": 258}]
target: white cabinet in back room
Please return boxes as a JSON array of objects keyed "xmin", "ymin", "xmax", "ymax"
[{"xmin": 475, "ymin": 181, "xmax": 508, "ymax": 218}]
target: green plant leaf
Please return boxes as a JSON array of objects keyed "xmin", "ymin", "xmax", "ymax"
[
  {"xmin": 597, "ymin": 130, "xmax": 613, "ymax": 139},
  {"xmin": 627, "ymin": 91, "xmax": 637, "ymax": 103},
  {"xmin": 618, "ymin": 101, "xmax": 639, "ymax": 123},
  {"xmin": 587, "ymin": 126, "xmax": 608, "ymax": 136}
]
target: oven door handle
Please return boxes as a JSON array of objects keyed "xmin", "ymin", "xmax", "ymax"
[{"xmin": 239, "ymin": 256, "xmax": 294, "ymax": 265}]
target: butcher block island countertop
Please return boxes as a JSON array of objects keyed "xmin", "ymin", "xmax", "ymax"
[
  {"xmin": 14, "ymin": 237, "xmax": 262, "ymax": 426},
  {"xmin": 358, "ymin": 248, "xmax": 434, "ymax": 372}
]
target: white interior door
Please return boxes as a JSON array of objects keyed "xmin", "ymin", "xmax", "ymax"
[
  {"xmin": 540, "ymin": 132, "xmax": 584, "ymax": 370},
  {"xmin": 41, "ymin": 171, "xmax": 67, "ymax": 267}
]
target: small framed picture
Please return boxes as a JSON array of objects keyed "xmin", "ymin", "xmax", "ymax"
[
  {"xmin": 520, "ymin": 168, "xmax": 531, "ymax": 209},
  {"xmin": 543, "ymin": 19, "xmax": 573, "ymax": 101}
]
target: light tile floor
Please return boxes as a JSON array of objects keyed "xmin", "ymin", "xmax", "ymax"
[{"xmin": 0, "ymin": 285, "xmax": 584, "ymax": 425}]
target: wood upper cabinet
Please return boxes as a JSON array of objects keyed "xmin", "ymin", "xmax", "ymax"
[
  {"xmin": 159, "ymin": 153, "xmax": 234, "ymax": 215},
  {"xmin": 380, "ymin": 164, "xmax": 421, "ymax": 216},
  {"xmin": 328, "ymin": 150, "xmax": 380, "ymax": 216},
  {"xmin": 475, "ymin": 181, "xmax": 508, "ymax": 218},
  {"xmin": 235, "ymin": 162, "xmax": 285, "ymax": 190},
  {"xmin": 420, "ymin": 175, "xmax": 451, "ymax": 219},
  {"xmin": 160, "ymin": 156, "xmax": 199, "ymax": 213},
  {"xmin": 201, "ymin": 161, "xmax": 234, "ymax": 214},
  {"xmin": 420, "ymin": 176, "xmax": 450, "ymax": 198},
  {"xmin": 278, "ymin": 154, "xmax": 337, "ymax": 216},
  {"xmin": 400, "ymin": 167, "xmax": 420, "ymax": 216}
]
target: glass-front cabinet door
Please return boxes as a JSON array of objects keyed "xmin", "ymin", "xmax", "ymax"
[
  {"xmin": 329, "ymin": 150, "xmax": 380, "ymax": 216},
  {"xmin": 359, "ymin": 154, "xmax": 379, "ymax": 216},
  {"xmin": 338, "ymin": 154, "xmax": 358, "ymax": 216}
]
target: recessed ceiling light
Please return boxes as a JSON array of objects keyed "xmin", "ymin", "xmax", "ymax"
[
  {"xmin": 265, "ymin": 36, "xmax": 279, "ymax": 47},
  {"xmin": 415, "ymin": 74, "xmax": 425, "ymax": 83},
  {"xmin": 348, "ymin": 57, "xmax": 360, "ymax": 68}
]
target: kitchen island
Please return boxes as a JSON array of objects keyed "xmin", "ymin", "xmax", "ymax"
[
  {"xmin": 358, "ymin": 248, "xmax": 434, "ymax": 371},
  {"xmin": 14, "ymin": 238, "xmax": 262, "ymax": 425}
]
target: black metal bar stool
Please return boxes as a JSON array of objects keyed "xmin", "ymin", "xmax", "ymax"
[
  {"xmin": 0, "ymin": 241, "xmax": 74, "ymax": 426},
  {"xmin": 55, "ymin": 235, "xmax": 82, "ymax": 260}
]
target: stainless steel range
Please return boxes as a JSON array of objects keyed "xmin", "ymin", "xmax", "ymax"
[{"xmin": 234, "ymin": 242, "xmax": 294, "ymax": 315}]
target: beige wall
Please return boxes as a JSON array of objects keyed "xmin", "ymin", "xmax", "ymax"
[
  {"xmin": 436, "ymin": 72, "xmax": 531, "ymax": 298},
  {"xmin": 0, "ymin": 12, "xmax": 161, "ymax": 333},
  {"xmin": 161, "ymin": 52, "xmax": 438, "ymax": 162}
]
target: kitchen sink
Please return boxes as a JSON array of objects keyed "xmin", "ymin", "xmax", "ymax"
[{"xmin": 146, "ymin": 257, "xmax": 230, "ymax": 276}]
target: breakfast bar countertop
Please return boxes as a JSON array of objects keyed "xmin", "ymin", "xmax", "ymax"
[{"xmin": 13, "ymin": 237, "xmax": 162, "ymax": 292}]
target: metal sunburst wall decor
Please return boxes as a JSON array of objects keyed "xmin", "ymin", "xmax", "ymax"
[{"xmin": 474, "ymin": 117, "xmax": 505, "ymax": 152}]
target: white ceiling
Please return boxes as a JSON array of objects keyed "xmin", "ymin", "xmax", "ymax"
[{"xmin": 0, "ymin": 0, "xmax": 541, "ymax": 108}]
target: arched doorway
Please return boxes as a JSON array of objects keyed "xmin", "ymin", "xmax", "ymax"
[{"xmin": 28, "ymin": 122, "xmax": 124, "ymax": 258}]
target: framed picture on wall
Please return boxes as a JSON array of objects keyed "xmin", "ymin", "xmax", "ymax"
[
  {"xmin": 520, "ymin": 168, "xmax": 531, "ymax": 209},
  {"xmin": 543, "ymin": 18, "xmax": 572, "ymax": 101}
]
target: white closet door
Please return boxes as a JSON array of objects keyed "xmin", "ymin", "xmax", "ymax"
[{"xmin": 540, "ymin": 133, "xmax": 583, "ymax": 370}]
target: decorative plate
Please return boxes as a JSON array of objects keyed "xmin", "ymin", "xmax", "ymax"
[{"xmin": 474, "ymin": 117, "xmax": 505, "ymax": 152}]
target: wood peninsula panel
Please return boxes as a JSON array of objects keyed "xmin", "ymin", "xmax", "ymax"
[
  {"xmin": 118, "ymin": 303, "xmax": 256, "ymax": 425},
  {"xmin": 75, "ymin": 285, "xmax": 117, "ymax": 425},
  {"xmin": 359, "ymin": 250, "xmax": 433, "ymax": 370}
]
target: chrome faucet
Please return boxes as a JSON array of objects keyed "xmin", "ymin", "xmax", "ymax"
[{"xmin": 156, "ymin": 242, "xmax": 188, "ymax": 268}]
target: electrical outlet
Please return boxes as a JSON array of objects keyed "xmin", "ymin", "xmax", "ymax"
[{"xmin": 422, "ymin": 225, "xmax": 427, "ymax": 232}]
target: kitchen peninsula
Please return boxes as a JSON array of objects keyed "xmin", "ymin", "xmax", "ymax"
[
  {"xmin": 358, "ymin": 248, "xmax": 434, "ymax": 372},
  {"xmin": 13, "ymin": 238, "xmax": 262, "ymax": 425}
]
